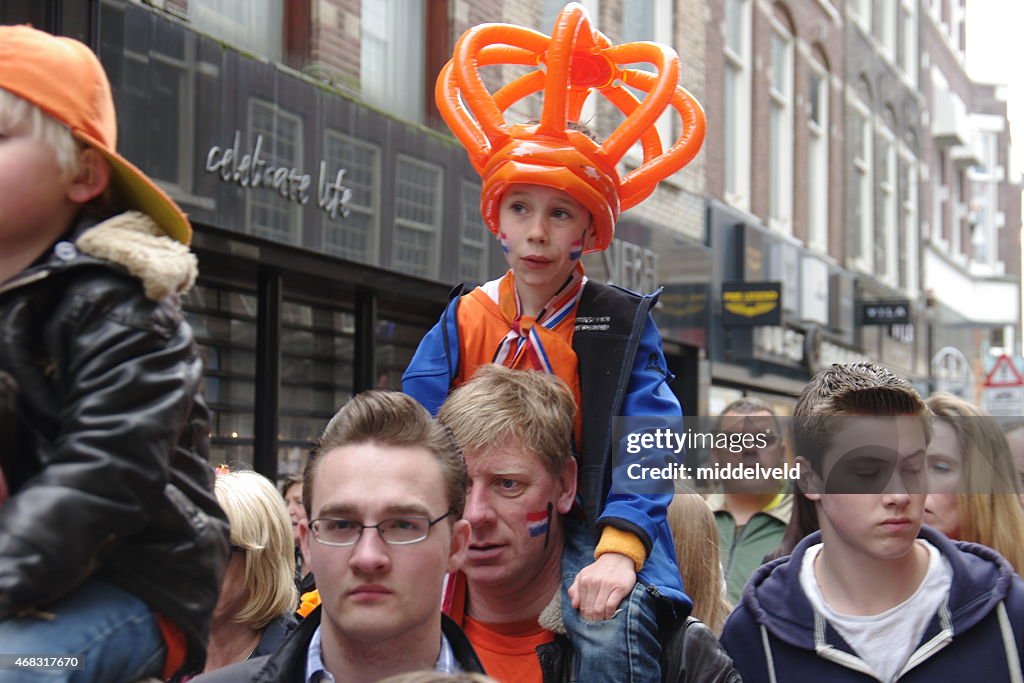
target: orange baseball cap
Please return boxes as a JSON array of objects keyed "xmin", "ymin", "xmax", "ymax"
[{"xmin": 0, "ymin": 25, "xmax": 192, "ymax": 244}]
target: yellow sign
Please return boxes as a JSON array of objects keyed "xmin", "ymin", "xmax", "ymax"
[{"xmin": 722, "ymin": 289, "xmax": 780, "ymax": 318}]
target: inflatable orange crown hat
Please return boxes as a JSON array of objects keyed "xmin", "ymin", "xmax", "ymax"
[{"xmin": 436, "ymin": 2, "xmax": 706, "ymax": 253}]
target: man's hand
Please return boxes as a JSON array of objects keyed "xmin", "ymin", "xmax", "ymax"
[{"xmin": 567, "ymin": 552, "xmax": 637, "ymax": 621}]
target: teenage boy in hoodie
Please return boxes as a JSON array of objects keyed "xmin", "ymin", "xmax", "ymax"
[{"xmin": 721, "ymin": 362, "xmax": 1024, "ymax": 682}]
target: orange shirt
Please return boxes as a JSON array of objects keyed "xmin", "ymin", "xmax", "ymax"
[
  {"xmin": 455, "ymin": 285, "xmax": 584, "ymax": 447},
  {"xmin": 462, "ymin": 615, "xmax": 556, "ymax": 683}
]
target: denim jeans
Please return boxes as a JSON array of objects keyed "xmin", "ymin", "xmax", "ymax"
[
  {"xmin": 0, "ymin": 577, "xmax": 165, "ymax": 683},
  {"xmin": 561, "ymin": 514, "xmax": 662, "ymax": 683}
]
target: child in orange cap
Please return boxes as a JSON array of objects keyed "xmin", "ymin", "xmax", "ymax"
[
  {"xmin": 404, "ymin": 4, "xmax": 706, "ymax": 681},
  {"xmin": 0, "ymin": 24, "xmax": 229, "ymax": 681}
]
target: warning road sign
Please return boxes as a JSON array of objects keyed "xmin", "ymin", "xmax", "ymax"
[{"xmin": 984, "ymin": 355, "xmax": 1024, "ymax": 388}]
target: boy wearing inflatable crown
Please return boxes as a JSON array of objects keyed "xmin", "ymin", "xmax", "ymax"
[{"xmin": 404, "ymin": 4, "xmax": 706, "ymax": 681}]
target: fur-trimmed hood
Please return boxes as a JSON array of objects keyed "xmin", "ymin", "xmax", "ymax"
[{"xmin": 75, "ymin": 211, "xmax": 198, "ymax": 300}]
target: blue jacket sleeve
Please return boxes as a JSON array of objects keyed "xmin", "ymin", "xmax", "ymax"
[
  {"xmin": 596, "ymin": 313, "xmax": 681, "ymax": 551},
  {"xmin": 402, "ymin": 297, "xmax": 460, "ymax": 416},
  {"xmin": 593, "ymin": 315, "xmax": 679, "ymax": 557}
]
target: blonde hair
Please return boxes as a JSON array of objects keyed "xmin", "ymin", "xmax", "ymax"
[
  {"xmin": 438, "ymin": 364, "xmax": 576, "ymax": 475},
  {"xmin": 376, "ymin": 672, "xmax": 499, "ymax": 683},
  {"xmin": 215, "ymin": 470, "xmax": 298, "ymax": 629},
  {"xmin": 309, "ymin": 390, "xmax": 466, "ymax": 518},
  {"xmin": 667, "ymin": 493, "xmax": 731, "ymax": 635},
  {"xmin": 0, "ymin": 88, "xmax": 80, "ymax": 180},
  {"xmin": 926, "ymin": 393, "xmax": 1024, "ymax": 572}
]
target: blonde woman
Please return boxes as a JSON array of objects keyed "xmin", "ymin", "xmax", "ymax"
[
  {"xmin": 925, "ymin": 393, "xmax": 1024, "ymax": 573},
  {"xmin": 192, "ymin": 468, "xmax": 298, "ymax": 678},
  {"xmin": 668, "ymin": 493, "xmax": 732, "ymax": 635}
]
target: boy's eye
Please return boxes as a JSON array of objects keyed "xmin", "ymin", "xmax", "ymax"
[
  {"xmin": 509, "ymin": 202, "xmax": 527, "ymax": 214},
  {"xmin": 551, "ymin": 208, "xmax": 571, "ymax": 219}
]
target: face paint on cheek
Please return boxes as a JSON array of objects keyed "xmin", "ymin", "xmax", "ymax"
[
  {"xmin": 569, "ymin": 238, "xmax": 583, "ymax": 261},
  {"xmin": 499, "ymin": 232, "xmax": 510, "ymax": 254},
  {"xmin": 526, "ymin": 503, "xmax": 554, "ymax": 549}
]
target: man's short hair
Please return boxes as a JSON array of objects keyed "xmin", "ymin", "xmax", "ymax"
[
  {"xmin": 792, "ymin": 363, "xmax": 930, "ymax": 475},
  {"xmin": 438, "ymin": 364, "xmax": 576, "ymax": 475},
  {"xmin": 305, "ymin": 390, "xmax": 466, "ymax": 518},
  {"xmin": 0, "ymin": 89, "xmax": 80, "ymax": 180},
  {"xmin": 713, "ymin": 397, "xmax": 782, "ymax": 436},
  {"xmin": 214, "ymin": 469, "xmax": 298, "ymax": 629}
]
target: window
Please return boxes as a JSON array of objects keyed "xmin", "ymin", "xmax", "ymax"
[
  {"xmin": 902, "ymin": 157, "xmax": 919, "ymax": 292},
  {"xmin": 881, "ymin": 1, "xmax": 897, "ymax": 60},
  {"xmin": 393, "ymin": 156, "xmax": 443, "ymax": 278},
  {"xmin": 852, "ymin": 0, "xmax": 872, "ymax": 33},
  {"xmin": 361, "ymin": 0, "xmax": 425, "ymax": 123},
  {"xmin": 246, "ymin": 100, "xmax": 303, "ymax": 245},
  {"xmin": 852, "ymin": 98, "xmax": 874, "ymax": 272},
  {"xmin": 322, "ymin": 133, "xmax": 380, "ymax": 264},
  {"xmin": 459, "ymin": 181, "xmax": 490, "ymax": 284},
  {"xmin": 188, "ymin": 0, "xmax": 282, "ymax": 62},
  {"xmin": 899, "ymin": 0, "xmax": 918, "ymax": 80},
  {"xmin": 120, "ymin": 11, "xmax": 194, "ymax": 196},
  {"xmin": 621, "ymin": 0, "xmax": 675, "ymax": 167},
  {"xmin": 879, "ymin": 127, "xmax": 898, "ymax": 284},
  {"xmin": 768, "ymin": 21, "xmax": 794, "ymax": 234},
  {"xmin": 724, "ymin": 0, "xmax": 752, "ymax": 208},
  {"xmin": 933, "ymin": 145, "xmax": 948, "ymax": 244},
  {"xmin": 807, "ymin": 59, "xmax": 829, "ymax": 252},
  {"xmin": 183, "ymin": 282, "xmax": 259, "ymax": 465}
]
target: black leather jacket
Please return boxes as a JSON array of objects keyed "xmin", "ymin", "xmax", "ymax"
[
  {"xmin": 0, "ymin": 213, "xmax": 230, "ymax": 674},
  {"xmin": 538, "ymin": 616, "xmax": 742, "ymax": 683}
]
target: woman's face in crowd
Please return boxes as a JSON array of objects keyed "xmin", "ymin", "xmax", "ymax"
[{"xmin": 924, "ymin": 421, "xmax": 962, "ymax": 539}]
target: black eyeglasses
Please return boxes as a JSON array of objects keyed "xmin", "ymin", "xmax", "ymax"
[{"xmin": 309, "ymin": 512, "xmax": 453, "ymax": 547}]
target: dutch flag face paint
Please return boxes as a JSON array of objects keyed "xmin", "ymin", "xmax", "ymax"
[
  {"xmin": 569, "ymin": 238, "xmax": 583, "ymax": 261},
  {"xmin": 526, "ymin": 509, "xmax": 550, "ymax": 538},
  {"xmin": 499, "ymin": 232, "xmax": 510, "ymax": 254}
]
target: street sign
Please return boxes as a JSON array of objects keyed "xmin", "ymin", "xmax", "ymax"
[
  {"xmin": 859, "ymin": 300, "xmax": 911, "ymax": 325},
  {"xmin": 984, "ymin": 355, "xmax": 1024, "ymax": 387},
  {"xmin": 982, "ymin": 387, "xmax": 1024, "ymax": 417}
]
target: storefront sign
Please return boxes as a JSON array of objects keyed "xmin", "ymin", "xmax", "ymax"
[
  {"xmin": 860, "ymin": 299, "xmax": 911, "ymax": 325},
  {"xmin": 600, "ymin": 239, "xmax": 658, "ymax": 293},
  {"xmin": 205, "ymin": 131, "xmax": 353, "ymax": 219},
  {"xmin": 722, "ymin": 281, "xmax": 782, "ymax": 326}
]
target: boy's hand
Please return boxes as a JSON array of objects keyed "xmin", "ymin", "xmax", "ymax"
[{"xmin": 568, "ymin": 552, "xmax": 637, "ymax": 621}]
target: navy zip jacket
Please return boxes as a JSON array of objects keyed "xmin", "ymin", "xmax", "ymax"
[{"xmin": 721, "ymin": 526, "xmax": 1024, "ymax": 682}]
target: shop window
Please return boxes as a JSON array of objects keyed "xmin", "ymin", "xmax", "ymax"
[
  {"xmin": 459, "ymin": 181, "xmax": 490, "ymax": 284},
  {"xmin": 375, "ymin": 313, "xmax": 438, "ymax": 391},
  {"xmin": 182, "ymin": 282, "xmax": 259, "ymax": 465},
  {"xmin": 187, "ymin": 0, "xmax": 283, "ymax": 62},
  {"xmin": 394, "ymin": 155, "xmax": 443, "ymax": 278},
  {"xmin": 322, "ymin": 132, "xmax": 380, "ymax": 264},
  {"xmin": 360, "ymin": 0, "xmax": 425, "ymax": 124},
  {"xmin": 246, "ymin": 99, "xmax": 303, "ymax": 245},
  {"xmin": 277, "ymin": 298, "xmax": 356, "ymax": 476}
]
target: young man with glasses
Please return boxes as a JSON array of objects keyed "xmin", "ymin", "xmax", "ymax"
[
  {"xmin": 706, "ymin": 398, "xmax": 793, "ymax": 603},
  {"xmin": 194, "ymin": 391, "xmax": 484, "ymax": 682}
]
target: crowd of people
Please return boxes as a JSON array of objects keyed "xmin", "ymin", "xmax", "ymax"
[{"xmin": 3, "ymin": 7, "xmax": 1024, "ymax": 683}]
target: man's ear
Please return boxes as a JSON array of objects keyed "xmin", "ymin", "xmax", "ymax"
[
  {"xmin": 556, "ymin": 457, "xmax": 578, "ymax": 515},
  {"xmin": 447, "ymin": 519, "xmax": 472, "ymax": 573},
  {"xmin": 298, "ymin": 517, "xmax": 313, "ymax": 567},
  {"xmin": 795, "ymin": 456, "xmax": 823, "ymax": 501},
  {"xmin": 66, "ymin": 147, "xmax": 111, "ymax": 204}
]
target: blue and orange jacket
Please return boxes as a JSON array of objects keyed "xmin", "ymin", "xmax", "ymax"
[{"xmin": 403, "ymin": 279, "xmax": 689, "ymax": 607}]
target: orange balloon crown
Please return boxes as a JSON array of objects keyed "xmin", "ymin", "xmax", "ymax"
[{"xmin": 436, "ymin": 2, "xmax": 706, "ymax": 253}]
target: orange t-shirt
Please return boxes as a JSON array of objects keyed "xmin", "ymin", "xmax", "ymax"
[{"xmin": 461, "ymin": 615, "xmax": 556, "ymax": 683}]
